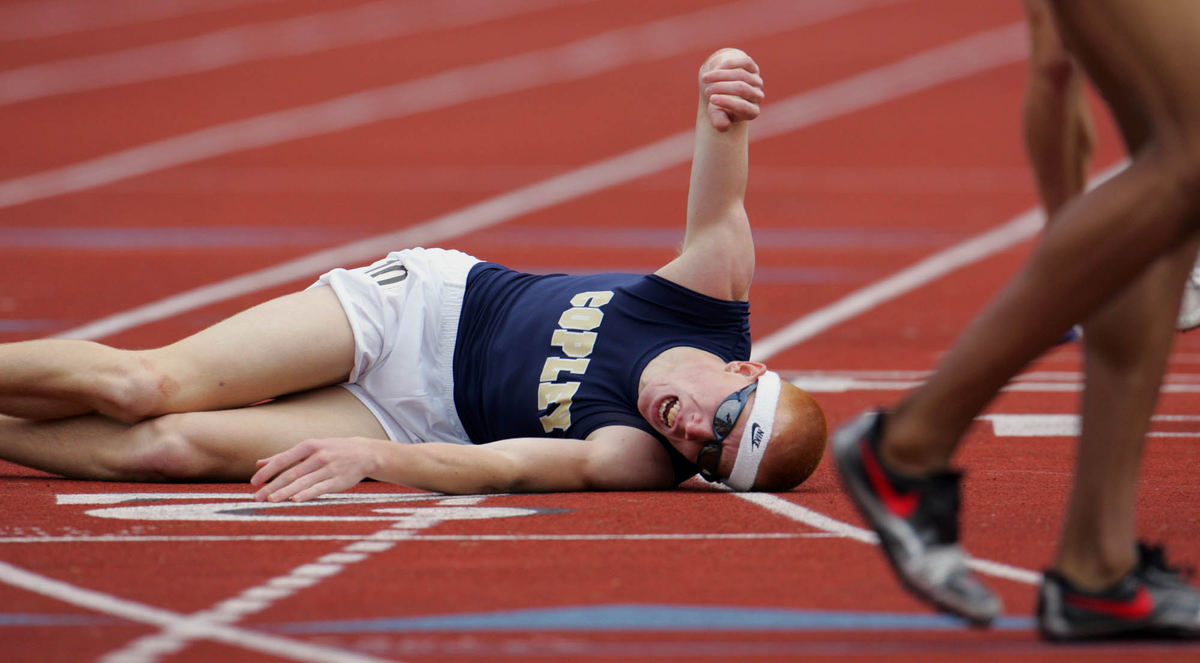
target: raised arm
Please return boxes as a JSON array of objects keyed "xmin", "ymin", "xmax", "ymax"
[
  {"xmin": 655, "ymin": 48, "xmax": 764, "ymax": 301},
  {"xmin": 250, "ymin": 426, "xmax": 676, "ymax": 500}
]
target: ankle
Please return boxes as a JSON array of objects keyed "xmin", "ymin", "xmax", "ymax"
[
  {"xmin": 878, "ymin": 413, "xmax": 953, "ymax": 478},
  {"xmin": 1053, "ymin": 545, "xmax": 1138, "ymax": 592}
]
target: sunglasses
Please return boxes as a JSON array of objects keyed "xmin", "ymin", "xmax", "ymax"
[{"xmin": 697, "ymin": 380, "xmax": 758, "ymax": 482}]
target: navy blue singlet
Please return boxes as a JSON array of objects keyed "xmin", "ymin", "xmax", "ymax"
[{"xmin": 452, "ymin": 263, "xmax": 751, "ymax": 484}]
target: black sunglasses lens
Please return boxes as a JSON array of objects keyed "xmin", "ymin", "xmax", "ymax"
[
  {"xmin": 712, "ymin": 381, "xmax": 757, "ymax": 441},
  {"xmin": 697, "ymin": 442, "xmax": 721, "ymax": 480},
  {"xmin": 712, "ymin": 401, "xmax": 740, "ymax": 439}
]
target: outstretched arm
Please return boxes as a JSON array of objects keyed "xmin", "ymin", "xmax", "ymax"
[
  {"xmin": 655, "ymin": 48, "xmax": 764, "ymax": 301},
  {"xmin": 250, "ymin": 426, "xmax": 676, "ymax": 500}
]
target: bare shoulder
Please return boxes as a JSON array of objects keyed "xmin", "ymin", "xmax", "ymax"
[
  {"xmin": 583, "ymin": 426, "xmax": 678, "ymax": 490},
  {"xmin": 653, "ymin": 213, "xmax": 753, "ymax": 302}
]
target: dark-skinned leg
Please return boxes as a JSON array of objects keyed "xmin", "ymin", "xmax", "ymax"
[{"xmin": 882, "ymin": 0, "xmax": 1200, "ymax": 475}]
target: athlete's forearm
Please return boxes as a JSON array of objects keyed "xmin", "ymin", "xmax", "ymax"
[
  {"xmin": 685, "ymin": 51, "xmax": 755, "ymax": 236},
  {"xmin": 370, "ymin": 440, "xmax": 530, "ymax": 495},
  {"xmin": 686, "ymin": 105, "xmax": 749, "ymax": 229},
  {"xmin": 252, "ymin": 435, "xmax": 592, "ymax": 500}
]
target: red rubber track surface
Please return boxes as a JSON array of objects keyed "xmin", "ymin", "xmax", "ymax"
[{"xmin": 2, "ymin": 1, "xmax": 1199, "ymax": 661}]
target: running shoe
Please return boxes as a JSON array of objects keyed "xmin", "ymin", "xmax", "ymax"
[
  {"xmin": 1038, "ymin": 542, "xmax": 1200, "ymax": 641},
  {"xmin": 1178, "ymin": 263, "xmax": 1200, "ymax": 331},
  {"xmin": 833, "ymin": 409, "xmax": 1002, "ymax": 625}
]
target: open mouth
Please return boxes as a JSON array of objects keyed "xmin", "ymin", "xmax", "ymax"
[{"xmin": 658, "ymin": 396, "xmax": 680, "ymax": 429}]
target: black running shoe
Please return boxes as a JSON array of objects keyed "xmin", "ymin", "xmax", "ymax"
[
  {"xmin": 833, "ymin": 409, "xmax": 1001, "ymax": 625},
  {"xmin": 1038, "ymin": 542, "xmax": 1200, "ymax": 641}
]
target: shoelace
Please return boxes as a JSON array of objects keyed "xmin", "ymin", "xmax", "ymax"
[
  {"xmin": 913, "ymin": 472, "xmax": 962, "ymax": 542},
  {"xmin": 1139, "ymin": 542, "xmax": 1195, "ymax": 581}
]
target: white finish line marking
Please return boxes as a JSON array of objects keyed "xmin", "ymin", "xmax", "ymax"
[
  {"xmin": 95, "ymin": 494, "xmax": 503, "ymax": 663},
  {"xmin": 0, "ymin": 561, "xmax": 395, "ymax": 663}
]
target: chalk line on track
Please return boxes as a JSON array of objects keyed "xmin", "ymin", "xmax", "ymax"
[
  {"xmin": 0, "ymin": 0, "xmax": 593, "ymax": 106},
  {"xmin": 0, "ymin": 560, "xmax": 396, "ymax": 663},
  {"xmin": 0, "ymin": 0, "xmax": 899, "ymax": 212},
  {"xmin": 0, "ymin": 0, "xmax": 274, "ymax": 42},
  {"xmin": 0, "ymin": 532, "xmax": 832, "ymax": 544},
  {"xmin": 94, "ymin": 496, "xmax": 495, "ymax": 663},
  {"xmin": 47, "ymin": 19, "xmax": 1027, "ymax": 341},
  {"xmin": 735, "ymin": 493, "xmax": 1042, "ymax": 585},
  {"xmin": 786, "ymin": 365, "xmax": 1200, "ymax": 393},
  {"xmin": 750, "ymin": 161, "xmax": 1125, "ymax": 360}
]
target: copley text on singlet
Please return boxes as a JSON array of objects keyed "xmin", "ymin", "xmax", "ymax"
[{"xmin": 537, "ymin": 290, "xmax": 613, "ymax": 433}]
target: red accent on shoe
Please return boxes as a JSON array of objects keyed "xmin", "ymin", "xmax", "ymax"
[
  {"xmin": 859, "ymin": 438, "xmax": 918, "ymax": 518},
  {"xmin": 1066, "ymin": 585, "xmax": 1155, "ymax": 620}
]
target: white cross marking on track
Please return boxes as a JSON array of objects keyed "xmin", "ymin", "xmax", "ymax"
[
  {"xmin": 93, "ymin": 493, "xmax": 499, "ymax": 663},
  {"xmin": 0, "ymin": 560, "xmax": 398, "ymax": 663}
]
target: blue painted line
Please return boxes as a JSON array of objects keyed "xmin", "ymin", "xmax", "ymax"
[
  {"xmin": 507, "ymin": 266, "xmax": 869, "ymax": 285},
  {"xmin": 471, "ymin": 226, "xmax": 969, "ymax": 249},
  {"xmin": 0, "ymin": 613, "xmax": 123, "ymax": 627},
  {"xmin": 0, "ymin": 319, "xmax": 60, "ymax": 333},
  {"xmin": 0, "ymin": 227, "xmax": 355, "ymax": 249},
  {"xmin": 270, "ymin": 604, "xmax": 1034, "ymax": 634}
]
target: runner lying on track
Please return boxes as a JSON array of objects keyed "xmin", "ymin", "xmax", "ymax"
[
  {"xmin": 834, "ymin": 0, "xmax": 1200, "ymax": 641},
  {"xmin": 0, "ymin": 48, "xmax": 826, "ymax": 499}
]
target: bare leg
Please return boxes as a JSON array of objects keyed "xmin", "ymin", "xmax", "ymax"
[
  {"xmin": 881, "ymin": 0, "xmax": 1200, "ymax": 475},
  {"xmin": 1022, "ymin": 0, "xmax": 1094, "ymax": 216},
  {"xmin": 1051, "ymin": 235, "xmax": 1198, "ymax": 589},
  {"xmin": 0, "ymin": 286, "xmax": 355, "ymax": 422},
  {"xmin": 0, "ymin": 386, "xmax": 386, "ymax": 481}
]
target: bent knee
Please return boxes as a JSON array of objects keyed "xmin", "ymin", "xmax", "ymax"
[
  {"xmin": 1029, "ymin": 50, "xmax": 1080, "ymax": 95},
  {"xmin": 1148, "ymin": 142, "xmax": 1200, "ymax": 215},
  {"xmin": 89, "ymin": 351, "xmax": 180, "ymax": 423},
  {"xmin": 119, "ymin": 413, "xmax": 228, "ymax": 481}
]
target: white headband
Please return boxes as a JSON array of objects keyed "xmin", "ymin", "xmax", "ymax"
[{"xmin": 725, "ymin": 370, "xmax": 780, "ymax": 491}]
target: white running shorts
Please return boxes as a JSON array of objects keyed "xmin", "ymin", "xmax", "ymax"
[{"xmin": 310, "ymin": 247, "xmax": 481, "ymax": 445}]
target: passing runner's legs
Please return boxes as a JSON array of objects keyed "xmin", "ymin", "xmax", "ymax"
[
  {"xmin": 835, "ymin": 0, "xmax": 1200, "ymax": 626},
  {"xmin": 1057, "ymin": 237, "xmax": 1200, "ymax": 586},
  {"xmin": 882, "ymin": 0, "xmax": 1200, "ymax": 474},
  {"xmin": 1041, "ymin": 0, "xmax": 1200, "ymax": 591},
  {"xmin": 0, "ymin": 286, "xmax": 355, "ymax": 423},
  {"xmin": 0, "ymin": 386, "xmax": 386, "ymax": 481},
  {"xmin": 1022, "ymin": 0, "xmax": 1094, "ymax": 218}
]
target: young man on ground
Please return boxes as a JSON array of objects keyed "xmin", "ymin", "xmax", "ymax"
[{"xmin": 0, "ymin": 49, "xmax": 826, "ymax": 500}]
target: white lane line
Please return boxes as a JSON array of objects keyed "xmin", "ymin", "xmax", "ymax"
[
  {"xmin": 0, "ymin": 0, "xmax": 896, "ymax": 212},
  {"xmin": 0, "ymin": 561, "xmax": 396, "ymax": 663},
  {"xmin": 750, "ymin": 162, "xmax": 1126, "ymax": 361},
  {"xmin": 0, "ymin": 0, "xmax": 592, "ymax": 106},
  {"xmin": 981, "ymin": 413, "xmax": 1200, "ymax": 438},
  {"xmin": 0, "ymin": 0, "xmax": 274, "ymax": 42},
  {"xmin": 787, "ymin": 374, "xmax": 1200, "ymax": 393},
  {"xmin": 735, "ymin": 493, "xmax": 1043, "ymax": 585},
  {"xmin": 0, "ymin": 532, "xmax": 829, "ymax": 544},
  {"xmin": 51, "ymin": 20, "xmax": 1026, "ymax": 342}
]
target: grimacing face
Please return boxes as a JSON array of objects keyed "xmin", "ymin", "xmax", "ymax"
[{"xmin": 636, "ymin": 360, "xmax": 763, "ymax": 465}]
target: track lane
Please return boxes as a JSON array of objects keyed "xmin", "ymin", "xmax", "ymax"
[{"xmin": 5, "ymin": 1, "xmax": 1200, "ymax": 661}]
